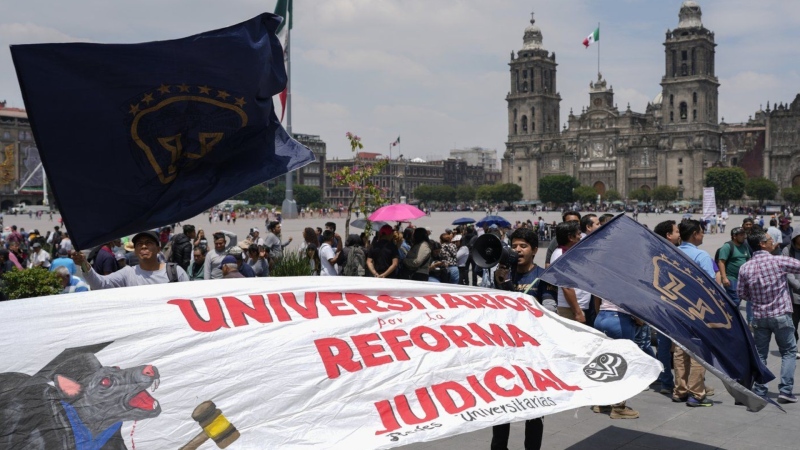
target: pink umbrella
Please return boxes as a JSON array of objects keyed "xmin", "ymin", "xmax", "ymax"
[{"xmin": 369, "ymin": 204, "xmax": 426, "ymax": 222}]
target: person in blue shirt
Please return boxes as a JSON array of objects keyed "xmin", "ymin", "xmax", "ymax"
[
  {"xmin": 54, "ymin": 266, "xmax": 89, "ymax": 293},
  {"xmin": 675, "ymin": 219, "xmax": 714, "ymax": 407},
  {"xmin": 49, "ymin": 248, "xmax": 77, "ymax": 275}
]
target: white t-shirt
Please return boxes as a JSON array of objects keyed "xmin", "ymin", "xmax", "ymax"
[
  {"xmin": 550, "ymin": 248, "xmax": 591, "ymax": 310},
  {"xmin": 456, "ymin": 246, "xmax": 469, "ymax": 267},
  {"xmin": 319, "ymin": 243, "xmax": 338, "ymax": 276}
]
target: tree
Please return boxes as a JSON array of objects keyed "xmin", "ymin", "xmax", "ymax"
[
  {"xmin": 782, "ymin": 186, "xmax": 800, "ymax": 206},
  {"xmin": 330, "ymin": 133, "xmax": 389, "ymax": 236},
  {"xmin": 573, "ymin": 186, "xmax": 599, "ymax": 205},
  {"xmin": 538, "ymin": 175, "xmax": 579, "ymax": 205},
  {"xmin": 2, "ymin": 268, "xmax": 62, "ymax": 299},
  {"xmin": 492, "ymin": 183, "xmax": 523, "ymax": 204},
  {"xmin": 604, "ymin": 189, "xmax": 622, "ymax": 202},
  {"xmin": 414, "ymin": 185, "xmax": 436, "ymax": 204},
  {"xmin": 456, "ymin": 185, "xmax": 476, "ymax": 203},
  {"xmin": 745, "ymin": 177, "xmax": 778, "ymax": 205},
  {"xmin": 652, "ymin": 185, "xmax": 679, "ymax": 207},
  {"xmin": 705, "ymin": 167, "xmax": 746, "ymax": 206},
  {"xmin": 435, "ymin": 185, "xmax": 456, "ymax": 204},
  {"xmin": 294, "ymin": 185, "xmax": 322, "ymax": 206},
  {"xmin": 233, "ymin": 184, "xmax": 269, "ymax": 205},
  {"xmin": 629, "ymin": 188, "xmax": 651, "ymax": 203},
  {"xmin": 265, "ymin": 184, "xmax": 287, "ymax": 205},
  {"xmin": 475, "ymin": 184, "xmax": 494, "ymax": 203}
]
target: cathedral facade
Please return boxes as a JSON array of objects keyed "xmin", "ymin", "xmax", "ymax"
[{"xmin": 502, "ymin": 1, "xmax": 797, "ymax": 201}]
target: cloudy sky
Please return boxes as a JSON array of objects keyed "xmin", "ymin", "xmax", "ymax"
[{"xmin": 1, "ymin": 0, "xmax": 798, "ymax": 161}]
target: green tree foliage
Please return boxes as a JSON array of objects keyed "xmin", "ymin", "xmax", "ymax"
[
  {"xmin": 475, "ymin": 184, "xmax": 494, "ymax": 203},
  {"xmin": 538, "ymin": 175, "xmax": 579, "ymax": 205},
  {"xmin": 629, "ymin": 188, "xmax": 651, "ymax": 203},
  {"xmin": 414, "ymin": 185, "xmax": 436, "ymax": 204},
  {"xmin": 2, "ymin": 268, "xmax": 62, "ymax": 300},
  {"xmin": 233, "ymin": 184, "xmax": 269, "ymax": 205},
  {"xmin": 493, "ymin": 183, "xmax": 523, "ymax": 204},
  {"xmin": 604, "ymin": 189, "xmax": 622, "ymax": 202},
  {"xmin": 456, "ymin": 185, "xmax": 476, "ymax": 203},
  {"xmin": 705, "ymin": 167, "xmax": 746, "ymax": 206},
  {"xmin": 435, "ymin": 185, "xmax": 456, "ymax": 204},
  {"xmin": 652, "ymin": 185, "xmax": 679, "ymax": 206},
  {"xmin": 573, "ymin": 186, "xmax": 598, "ymax": 204},
  {"xmin": 294, "ymin": 185, "xmax": 322, "ymax": 206},
  {"xmin": 782, "ymin": 186, "xmax": 800, "ymax": 206},
  {"xmin": 745, "ymin": 177, "xmax": 778, "ymax": 205}
]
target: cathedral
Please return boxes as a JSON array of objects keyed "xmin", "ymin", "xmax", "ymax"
[{"xmin": 502, "ymin": 0, "xmax": 800, "ymax": 201}]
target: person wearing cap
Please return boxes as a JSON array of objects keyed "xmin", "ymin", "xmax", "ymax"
[
  {"xmin": 229, "ymin": 249, "xmax": 255, "ymax": 277},
  {"xmin": 249, "ymin": 228, "xmax": 265, "ymax": 246},
  {"xmin": 221, "ymin": 255, "xmax": 244, "ymax": 279},
  {"xmin": 73, "ymin": 231, "xmax": 189, "ymax": 289},
  {"xmin": 49, "ymin": 247, "xmax": 77, "ymax": 275},
  {"xmin": 27, "ymin": 241, "xmax": 51, "ymax": 269},
  {"xmin": 717, "ymin": 227, "xmax": 751, "ymax": 309},
  {"xmin": 367, "ymin": 225, "xmax": 398, "ymax": 278}
]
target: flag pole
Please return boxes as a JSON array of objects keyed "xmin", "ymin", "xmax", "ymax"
[
  {"xmin": 282, "ymin": 16, "xmax": 298, "ymax": 218},
  {"xmin": 597, "ymin": 22, "xmax": 600, "ymax": 76}
]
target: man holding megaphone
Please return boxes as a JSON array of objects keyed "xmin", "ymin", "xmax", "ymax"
[{"xmin": 472, "ymin": 227, "xmax": 557, "ymax": 450}]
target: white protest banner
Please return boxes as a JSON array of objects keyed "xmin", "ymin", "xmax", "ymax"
[
  {"xmin": 0, "ymin": 277, "xmax": 660, "ymax": 449},
  {"xmin": 703, "ymin": 187, "xmax": 717, "ymax": 220}
]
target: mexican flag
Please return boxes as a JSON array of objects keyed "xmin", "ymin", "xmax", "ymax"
[
  {"xmin": 274, "ymin": 0, "xmax": 293, "ymax": 122},
  {"xmin": 583, "ymin": 27, "xmax": 599, "ymax": 48},
  {"xmin": 391, "ymin": 136, "xmax": 400, "ymax": 146}
]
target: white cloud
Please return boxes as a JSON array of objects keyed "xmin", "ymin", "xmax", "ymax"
[{"xmin": 300, "ymin": 48, "xmax": 430, "ymax": 79}]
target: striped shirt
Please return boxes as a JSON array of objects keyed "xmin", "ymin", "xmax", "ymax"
[{"xmin": 737, "ymin": 250, "xmax": 800, "ymax": 319}]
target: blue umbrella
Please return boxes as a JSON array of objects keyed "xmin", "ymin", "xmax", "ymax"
[
  {"xmin": 476, "ymin": 215, "xmax": 511, "ymax": 228},
  {"xmin": 452, "ymin": 217, "xmax": 476, "ymax": 225}
]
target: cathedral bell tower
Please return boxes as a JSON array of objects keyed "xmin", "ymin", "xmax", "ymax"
[
  {"xmin": 661, "ymin": 0, "xmax": 719, "ymax": 127},
  {"xmin": 503, "ymin": 12, "xmax": 562, "ymax": 201},
  {"xmin": 507, "ymin": 13, "xmax": 561, "ymax": 138}
]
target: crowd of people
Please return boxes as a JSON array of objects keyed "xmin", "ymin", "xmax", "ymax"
[{"xmin": 1, "ymin": 207, "xmax": 798, "ymax": 450}]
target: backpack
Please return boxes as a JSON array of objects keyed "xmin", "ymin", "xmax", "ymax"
[
  {"xmin": 714, "ymin": 240, "xmax": 750, "ymax": 264},
  {"xmin": 342, "ymin": 247, "xmax": 366, "ymax": 277},
  {"xmin": 166, "ymin": 262, "xmax": 179, "ymax": 282}
]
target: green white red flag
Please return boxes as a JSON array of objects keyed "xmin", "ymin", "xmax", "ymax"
[
  {"xmin": 583, "ymin": 27, "xmax": 599, "ymax": 48},
  {"xmin": 274, "ymin": 0, "xmax": 293, "ymax": 122}
]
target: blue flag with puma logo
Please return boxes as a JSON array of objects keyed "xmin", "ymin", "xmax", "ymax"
[
  {"xmin": 539, "ymin": 214, "xmax": 777, "ymax": 411},
  {"xmin": 11, "ymin": 13, "xmax": 313, "ymax": 249}
]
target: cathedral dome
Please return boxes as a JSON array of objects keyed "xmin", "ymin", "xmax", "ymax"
[
  {"xmin": 652, "ymin": 92, "xmax": 663, "ymax": 106},
  {"xmin": 677, "ymin": 0, "xmax": 703, "ymax": 28},
  {"xmin": 522, "ymin": 14, "xmax": 544, "ymax": 50}
]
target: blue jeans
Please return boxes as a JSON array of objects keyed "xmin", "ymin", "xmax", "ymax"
[
  {"xmin": 447, "ymin": 266, "xmax": 459, "ymax": 284},
  {"xmin": 634, "ymin": 323, "xmax": 656, "ymax": 358},
  {"xmin": 725, "ymin": 278, "xmax": 740, "ymax": 307},
  {"xmin": 594, "ymin": 310, "xmax": 636, "ymax": 340},
  {"xmin": 752, "ymin": 313, "xmax": 797, "ymax": 397},
  {"xmin": 655, "ymin": 332, "xmax": 674, "ymax": 389}
]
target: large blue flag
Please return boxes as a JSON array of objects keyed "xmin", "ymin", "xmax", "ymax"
[
  {"xmin": 539, "ymin": 214, "xmax": 776, "ymax": 411},
  {"xmin": 10, "ymin": 13, "xmax": 314, "ymax": 249}
]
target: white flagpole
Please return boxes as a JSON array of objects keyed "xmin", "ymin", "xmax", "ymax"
[{"xmin": 282, "ymin": 17, "xmax": 298, "ymax": 218}]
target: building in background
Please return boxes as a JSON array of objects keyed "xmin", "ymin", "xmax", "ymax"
[
  {"xmin": 293, "ymin": 133, "xmax": 326, "ymax": 191},
  {"xmin": 502, "ymin": 1, "xmax": 799, "ymax": 202},
  {"xmin": 0, "ymin": 102, "xmax": 46, "ymax": 209},
  {"xmin": 449, "ymin": 147, "xmax": 499, "ymax": 172}
]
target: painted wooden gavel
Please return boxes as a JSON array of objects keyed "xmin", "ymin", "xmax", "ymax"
[{"xmin": 179, "ymin": 400, "xmax": 240, "ymax": 450}]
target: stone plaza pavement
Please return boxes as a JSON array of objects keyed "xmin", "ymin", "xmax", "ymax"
[{"xmin": 6, "ymin": 209, "xmax": 799, "ymax": 449}]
